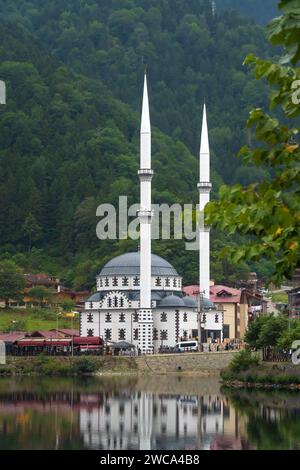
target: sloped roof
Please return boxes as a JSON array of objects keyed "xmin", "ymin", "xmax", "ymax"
[{"xmin": 0, "ymin": 332, "xmax": 26, "ymax": 343}]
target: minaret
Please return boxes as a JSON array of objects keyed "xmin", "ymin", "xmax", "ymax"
[
  {"xmin": 198, "ymin": 104, "xmax": 212, "ymax": 299},
  {"xmin": 138, "ymin": 75, "xmax": 154, "ymax": 355}
]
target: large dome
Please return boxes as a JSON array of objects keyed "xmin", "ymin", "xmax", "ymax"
[{"xmin": 99, "ymin": 252, "xmax": 178, "ymax": 277}]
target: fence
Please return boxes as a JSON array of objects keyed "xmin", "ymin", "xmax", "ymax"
[{"xmin": 262, "ymin": 347, "xmax": 291, "ymax": 362}]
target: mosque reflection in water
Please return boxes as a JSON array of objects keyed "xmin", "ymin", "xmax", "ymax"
[
  {"xmin": 80, "ymin": 391, "xmax": 249, "ymax": 450},
  {"xmin": 0, "ymin": 378, "xmax": 253, "ymax": 450}
]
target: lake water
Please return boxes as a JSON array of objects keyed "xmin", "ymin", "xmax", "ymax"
[{"xmin": 0, "ymin": 375, "xmax": 299, "ymax": 450}]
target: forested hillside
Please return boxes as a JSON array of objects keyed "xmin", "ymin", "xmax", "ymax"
[
  {"xmin": 215, "ymin": 0, "xmax": 279, "ymax": 24},
  {"xmin": 0, "ymin": 0, "xmax": 277, "ymax": 287}
]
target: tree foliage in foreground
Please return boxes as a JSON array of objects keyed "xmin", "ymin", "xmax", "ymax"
[
  {"xmin": 207, "ymin": 0, "xmax": 300, "ymax": 285},
  {"xmin": 244, "ymin": 313, "xmax": 300, "ymax": 350}
]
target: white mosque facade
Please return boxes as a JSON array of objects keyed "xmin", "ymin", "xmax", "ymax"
[{"xmin": 80, "ymin": 76, "xmax": 223, "ymax": 353}]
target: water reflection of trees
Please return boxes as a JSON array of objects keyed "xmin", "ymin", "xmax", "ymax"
[{"xmin": 224, "ymin": 389, "xmax": 300, "ymax": 450}]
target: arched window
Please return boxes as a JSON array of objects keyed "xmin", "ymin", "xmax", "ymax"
[
  {"xmin": 161, "ymin": 312, "xmax": 167, "ymax": 322},
  {"xmin": 114, "ymin": 296, "xmax": 118, "ymax": 307},
  {"xmin": 120, "ymin": 297, "xmax": 124, "ymax": 308},
  {"xmin": 119, "ymin": 313, "xmax": 125, "ymax": 323},
  {"xmin": 133, "ymin": 312, "xmax": 139, "ymax": 323},
  {"xmin": 105, "ymin": 329, "xmax": 112, "ymax": 341},
  {"xmin": 119, "ymin": 329, "xmax": 126, "ymax": 340},
  {"xmin": 108, "ymin": 297, "xmax": 112, "ymax": 308},
  {"xmin": 160, "ymin": 330, "xmax": 168, "ymax": 340}
]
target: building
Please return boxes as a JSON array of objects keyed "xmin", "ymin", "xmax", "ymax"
[
  {"xmin": 80, "ymin": 75, "xmax": 222, "ymax": 353},
  {"xmin": 80, "ymin": 252, "xmax": 223, "ymax": 352},
  {"xmin": 184, "ymin": 285, "xmax": 252, "ymax": 341}
]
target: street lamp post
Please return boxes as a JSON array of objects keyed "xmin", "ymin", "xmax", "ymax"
[{"xmin": 197, "ymin": 290, "xmax": 205, "ymax": 352}]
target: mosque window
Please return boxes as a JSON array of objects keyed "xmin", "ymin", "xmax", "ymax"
[
  {"xmin": 133, "ymin": 277, "xmax": 140, "ymax": 287},
  {"xmin": 119, "ymin": 313, "xmax": 125, "ymax": 323},
  {"xmin": 87, "ymin": 329, "xmax": 94, "ymax": 337},
  {"xmin": 113, "ymin": 277, "xmax": 118, "ymax": 287},
  {"xmin": 160, "ymin": 330, "xmax": 168, "ymax": 340},
  {"xmin": 89, "ymin": 302, "xmax": 93, "ymax": 309},
  {"xmin": 161, "ymin": 312, "xmax": 167, "ymax": 322},
  {"xmin": 165, "ymin": 278, "xmax": 170, "ymax": 287},
  {"xmin": 215, "ymin": 314, "xmax": 219, "ymax": 323},
  {"xmin": 87, "ymin": 313, "xmax": 93, "ymax": 323},
  {"xmin": 133, "ymin": 312, "xmax": 139, "ymax": 322},
  {"xmin": 114, "ymin": 296, "xmax": 118, "ymax": 307},
  {"xmin": 105, "ymin": 313, "xmax": 112, "ymax": 323},
  {"xmin": 119, "ymin": 329, "xmax": 126, "ymax": 340},
  {"xmin": 183, "ymin": 313, "xmax": 188, "ymax": 322},
  {"xmin": 134, "ymin": 329, "xmax": 139, "ymax": 340},
  {"xmin": 120, "ymin": 297, "xmax": 124, "ymax": 307},
  {"xmin": 173, "ymin": 279, "xmax": 177, "ymax": 288},
  {"xmin": 105, "ymin": 329, "xmax": 112, "ymax": 341},
  {"xmin": 183, "ymin": 330, "xmax": 188, "ymax": 339},
  {"xmin": 122, "ymin": 277, "xmax": 129, "ymax": 286},
  {"xmin": 108, "ymin": 298, "xmax": 112, "ymax": 308},
  {"xmin": 153, "ymin": 328, "xmax": 158, "ymax": 341},
  {"xmin": 155, "ymin": 277, "xmax": 162, "ymax": 287},
  {"xmin": 105, "ymin": 278, "xmax": 109, "ymax": 287},
  {"xmin": 202, "ymin": 314, "xmax": 206, "ymax": 323}
]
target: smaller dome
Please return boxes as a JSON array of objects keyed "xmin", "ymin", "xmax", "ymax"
[
  {"xmin": 203, "ymin": 298, "xmax": 215, "ymax": 310},
  {"xmin": 183, "ymin": 296, "xmax": 197, "ymax": 308},
  {"xmin": 159, "ymin": 295, "xmax": 185, "ymax": 308},
  {"xmin": 87, "ymin": 292, "xmax": 102, "ymax": 302}
]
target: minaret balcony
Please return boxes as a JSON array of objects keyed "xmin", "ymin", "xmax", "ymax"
[
  {"xmin": 138, "ymin": 209, "xmax": 154, "ymax": 223},
  {"xmin": 198, "ymin": 182, "xmax": 212, "ymax": 192},
  {"xmin": 138, "ymin": 169, "xmax": 154, "ymax": 181}
]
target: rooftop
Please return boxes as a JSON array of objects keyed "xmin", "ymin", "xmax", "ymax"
[{"xmin": 98, "ymin": 252, "xmax": 179, "ymax": 277}]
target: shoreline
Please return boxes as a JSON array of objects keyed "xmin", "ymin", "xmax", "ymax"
[{"xmin": 0, "ymin": 351, "xmax": 237, "ymax": 376}]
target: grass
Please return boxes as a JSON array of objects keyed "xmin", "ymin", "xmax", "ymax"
[
  {"xmin": 270, "ymin": 292, "xmax": 289, "ymax": 304},
  {"xmin": 0, "ymin": 308, "xmax": 79, "ymax": 333}
]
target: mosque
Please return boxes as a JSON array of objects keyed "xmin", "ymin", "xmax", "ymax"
[{"xmin": 80, "ymin": 75, "xmax": 224, "ymax": 354}]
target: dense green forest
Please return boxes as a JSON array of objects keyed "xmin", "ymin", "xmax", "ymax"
[
  {"xmin": 215, "ymin": 0, "xmax": 279, "ymax": 24},
  {"xmin": 0, "ymin": 0, "xmax": 278, "ymax": 288}
]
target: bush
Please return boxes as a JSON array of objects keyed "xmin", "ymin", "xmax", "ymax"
[
  {"xmin": 229, "ymin": 349, "xmax": 260, "ymax": 373},
  {"xmin": 71, "ymin": 357, "xmax": 98, "ymax": 374}
]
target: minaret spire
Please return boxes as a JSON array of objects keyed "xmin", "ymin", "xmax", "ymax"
[
  {"xmin": 138, "ymin": 74, "xmax": 154, "ymax": 355},
  {"xmin": 198, "ymin": 104, "xmax": 212, "ymax": 299}
]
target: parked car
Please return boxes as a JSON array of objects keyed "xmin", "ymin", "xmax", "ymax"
[{"xmin": 175, "ymin": 340, "xmax": 198, "ymax": 353}]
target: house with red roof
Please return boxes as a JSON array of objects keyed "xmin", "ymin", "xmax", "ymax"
[{"xmin": 183, "ymin": 284, "xmax": 252, "ymax": 341}]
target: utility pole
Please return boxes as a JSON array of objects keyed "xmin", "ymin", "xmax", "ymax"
[{"xmin": 197, "ymin": 290, "xmax": 205, "ymax": 352}]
